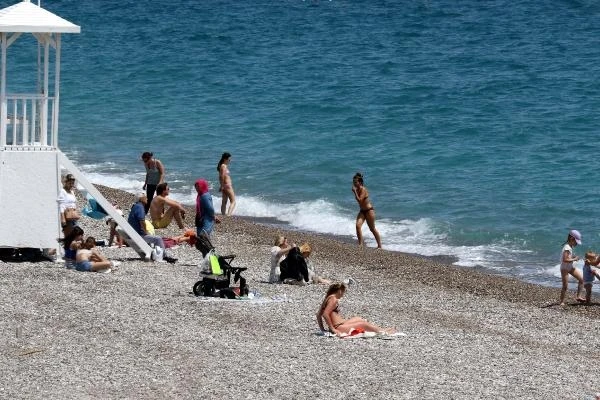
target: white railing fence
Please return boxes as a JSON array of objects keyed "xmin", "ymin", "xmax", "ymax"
[{"xmin": 2, "ymin": 94, "xmax": 55, "ymax": 148}]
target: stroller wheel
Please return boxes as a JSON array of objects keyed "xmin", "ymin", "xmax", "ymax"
[{"xmin": 193, "ymin": 281, "xmax": 206, "ymax": 297}]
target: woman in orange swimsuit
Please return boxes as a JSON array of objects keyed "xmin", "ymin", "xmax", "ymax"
[
  {"xmin": 352, "ymin": 172, "xmax": 382, "ymax": 248},
  {"xmin": 217, "ymin": 152, "xmax": 236, "ymax": 216},
  {"xmin": 316, "ymin": 283, "xmax": 395, "ymax": 335}
]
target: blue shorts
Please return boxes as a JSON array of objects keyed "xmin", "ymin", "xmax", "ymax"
[
  {"xmin": 583, "ymin": 265, "xmax": 597, "ymax": 285},
  {"xmin": 75, "ymin": 260, "xmax": 92, "ymax": 272}
]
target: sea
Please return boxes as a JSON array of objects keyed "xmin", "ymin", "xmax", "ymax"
[{"xmin": 5, "ymin": 0, "xmax": 600, "ymax": 287}]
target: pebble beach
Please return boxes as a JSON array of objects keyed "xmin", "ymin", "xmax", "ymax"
[{"xmin": 1, "ymin": 185, "xmax": 599, "ymax": 399}]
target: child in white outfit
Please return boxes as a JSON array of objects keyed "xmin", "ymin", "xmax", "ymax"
[{"xmin": 559, "ymin": 229, "xmax": 584, "ymax": 306}]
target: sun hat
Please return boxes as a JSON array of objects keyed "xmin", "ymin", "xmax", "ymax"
[{"xmin": 569, "ymin": 229, "xmax": 582, "ymax": 245}]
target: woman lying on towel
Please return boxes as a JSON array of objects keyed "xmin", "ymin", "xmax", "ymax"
[{"xmin": 316, "ymin": 283, "xmax": 396, "ymax": 336}]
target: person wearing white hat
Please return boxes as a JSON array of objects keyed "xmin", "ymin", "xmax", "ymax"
[{"xmin": 559, "ymin": 229, "xmax": 585, "ymax": 305}]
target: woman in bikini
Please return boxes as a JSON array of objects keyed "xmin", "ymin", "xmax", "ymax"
[
  {"xmin": 217, "ymin": 152, "xmax": 236, "ymax": 216},
  {"xmin": 352, "ymin": 172, "xmax": 382, "ymax": 248},
  {"xmin": 316, "ymin": 283, "xmax": 395, "ymax": 335}
]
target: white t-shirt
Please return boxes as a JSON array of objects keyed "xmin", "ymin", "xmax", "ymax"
[
  {"xmin": 269, "ymin": 246, "xmax": 285, "ymax": 283},
  {"xmin": 560, "ymin": 243, "xmax": 574, "ymax": 272},
  {"xmin": 58, "ymin": 188, "xmax": 77, "ymax": 212}
]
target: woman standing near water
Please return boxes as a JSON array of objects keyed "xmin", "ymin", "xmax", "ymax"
[
  {"xmin": 141, "ymin": 152, "xmax": 164, "ymax": 214},
  {"xmin": 352, "ymin": 172, "xmax": 382, "ymax": 249},
  {"xmin": 218, "ymin": 152, "xmax": 236, "ymax": 216}
]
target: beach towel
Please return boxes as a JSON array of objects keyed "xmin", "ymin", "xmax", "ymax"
[{"xmin": 318, "ymin": 330, "xmax": 407, "ymax": 340}]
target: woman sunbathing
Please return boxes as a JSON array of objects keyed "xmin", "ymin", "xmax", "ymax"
[{"xmin": 316, "ymin": 282, "xmax": 396, "ymax": 336}]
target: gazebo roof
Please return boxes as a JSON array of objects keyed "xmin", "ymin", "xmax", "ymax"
[{"xmin": 0, "ymin": 0, "xmax": 80, "ymax": 33}]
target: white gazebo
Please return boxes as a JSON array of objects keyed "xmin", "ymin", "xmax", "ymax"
[{"xmin": 0, "ymin": 0, "xmax": 151, "ymax": 259}]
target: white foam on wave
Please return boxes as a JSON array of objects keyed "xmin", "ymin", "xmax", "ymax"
[{"xmin": 80, "ymin": 171, "xmax": 145, "ymax": 193}]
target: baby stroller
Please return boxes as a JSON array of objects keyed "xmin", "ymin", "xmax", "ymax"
[{"xmin": 192, "ymin": 234, "xmax": 249, "ymax": 299}]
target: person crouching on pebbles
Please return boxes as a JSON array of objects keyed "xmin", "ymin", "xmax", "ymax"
[{"xmin": 559, "ymin": 229, "xmax": 585, "ymax": 305}]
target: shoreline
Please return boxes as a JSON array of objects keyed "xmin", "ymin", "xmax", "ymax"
[
  {"xmin": 91, "ymin": 184, "xmax": 599, "ymax": 315},
  {"xmin": 2, "ymin": 184, "xmax": 600, "ymax": 398}
]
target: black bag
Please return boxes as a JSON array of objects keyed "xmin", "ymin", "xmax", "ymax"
[{"xmin": 279, "ymin": 247, "xmax": 309, "ymax": 282}]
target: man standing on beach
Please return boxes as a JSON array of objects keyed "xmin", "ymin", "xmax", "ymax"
[{"xmin": 149, "ymin": 183, "xmax": 186, "ymax": 230}]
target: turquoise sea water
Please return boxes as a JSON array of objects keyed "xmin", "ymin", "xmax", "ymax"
[{"xmin": 5, "ymin": 0, "xmax": 600, "ymax": 286}]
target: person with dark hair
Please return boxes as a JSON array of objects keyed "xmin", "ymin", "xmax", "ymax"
[
  {"xmin": 352, "ymin": 172, "xmax": 382, "ymax": 248},
  {"xmin": 75, "ymin": 236, "xmax": 120, "ymax": 272},
  {"xmin": 141, "ymin": 152, "xmax": 165, "ymax": 214},
  {"xmin": 316, "ymin": 283, "xmax": 396, "ymax": 335},
  {"xmin": 194, "ymin": 179, "xmax": 221, "ymax": 237},
  {"xmin": 217, "ymin": 152, "xmax": 236, "ymax": 216},
  {"xmin": 57, "ymin": 173, "xmax": 79, "ymax": 235},
  {"xmin": 62, "ymin": 225, "xmax": 84, "ymax": 269},
  {"xmin": 149, "ymin": 182, "xmax": 186, "ymax": 230}
]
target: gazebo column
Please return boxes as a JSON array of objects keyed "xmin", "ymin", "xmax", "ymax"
[
  {"xmin": 52, "ymin": 33, "xmax": 61, "ymax": 147},
  {"xmin": 41, "ymin": 37, "xmax": 49, "ymax": 146},
  {"xmin": 1, "ymin": 32, "xmax": 7, "ymax": 146}
]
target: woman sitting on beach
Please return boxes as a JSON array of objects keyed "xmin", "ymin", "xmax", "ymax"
[
  {"xmin": 269, "ymin": 235, "xmax": 295, "ymax": 283},
  {"xmin": 299, "ymin": 243, "xmax": 331, "ymax": 285},
  {"xmin": 75, "ymin": 236, "xmax": 120, "ymax": 272},
  {"xmin": 62, "ymin": 226, "xmax": 84, "ymax": 269},
  {"xmin": 316, "ymin": 282, "xmax": 395, "ymax": 335}
]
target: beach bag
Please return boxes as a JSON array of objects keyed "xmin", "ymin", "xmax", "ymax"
[
  {"xmin": 64, "ymin": 208, "xmax": 81, "ymax": 221},
  {"xmin": 200, "ymin": 249, "xmax": 222, "ymax": 275}
]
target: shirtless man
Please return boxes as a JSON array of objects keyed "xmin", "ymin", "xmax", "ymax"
[
  {"xmin": 149, "ymin": 182, "xmax": 186, "ymax": 230},
  {"xmin": 75, "ymin": 236, "xmax": 120, "ymax": 272}
]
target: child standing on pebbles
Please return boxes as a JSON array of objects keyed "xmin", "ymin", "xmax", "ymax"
[
  {"xmin": 582, "ymin": 251, "xmax": 600, "ymax": 304},
  {"xmin": 559, "ymin": 229, "xmax": 585, "ymax": 305}
]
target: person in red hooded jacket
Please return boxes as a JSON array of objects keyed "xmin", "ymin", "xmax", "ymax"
[{"xmin": 195, "ymin": 179, "xmax": 221, "ymax": 237}]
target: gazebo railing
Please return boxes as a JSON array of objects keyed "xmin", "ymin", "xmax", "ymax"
[{"xmin": 1, "ymin": 94, "xmax": 56, "ymax": 148}]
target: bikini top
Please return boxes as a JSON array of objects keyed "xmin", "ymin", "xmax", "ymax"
[{"xmin": 328, "ymin": 296, "xmax": 340, "ymax": 314}]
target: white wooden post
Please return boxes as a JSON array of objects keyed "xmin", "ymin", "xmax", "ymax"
[
  {"xmin": 1, "ymin": 32, "xmax": 6, "ymax": 147},
  {"xmin": 42, "ymin": 39, "xmax": 49, "ymax": 146},
  {"xmin": 52, "ymin": 33, "xmax": 61, "ymax": 147}
]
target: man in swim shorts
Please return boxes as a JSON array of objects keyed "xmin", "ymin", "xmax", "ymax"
[{"xmin": 149, "ymin": 183, "xmax": 186, "ymax": 230}]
